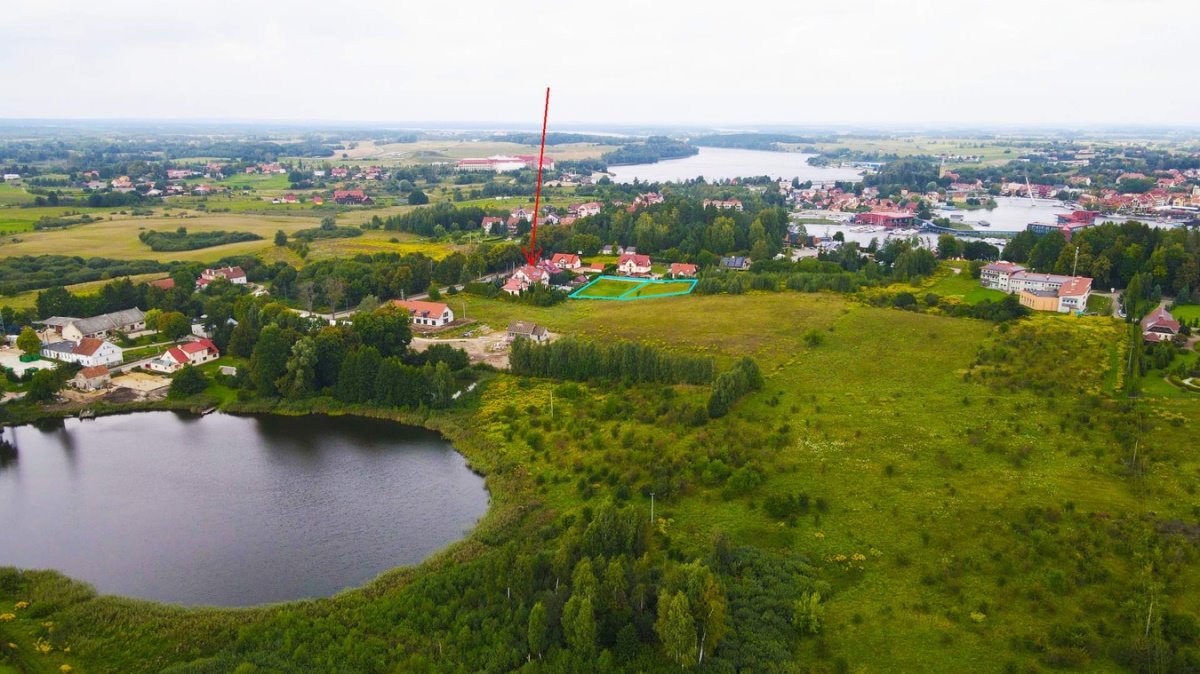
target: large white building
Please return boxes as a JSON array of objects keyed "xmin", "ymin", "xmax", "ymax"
[
  {"xmin": 392, "ymin": 300, "xmax": 455, "ymax": 327},
  {"xmin": 980, "ymin": 262, "xmax": 1092, "ymax": 314},
  {"xmin": 41, "ymin": 337, "xmax": 123, "ymax": 368}
]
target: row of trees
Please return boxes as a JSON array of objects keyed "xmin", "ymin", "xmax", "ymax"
[
  {"xmin": 707, "ymin": 357, "xmax": 763, "ymax": 418},
  {"xmin": 510, "ymin": 338, "xmax": 715, "ymax": 386}
]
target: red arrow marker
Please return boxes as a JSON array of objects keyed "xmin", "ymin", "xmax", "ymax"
[{"xmin": 522, "ymin": 87, "xmax": 551, "ymax": 266}]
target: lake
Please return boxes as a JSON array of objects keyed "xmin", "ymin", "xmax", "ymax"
[
  {"xmin": 0, "ymin": 412, "xmax": 488, "ymax": 606},
  {"xmin": 607, "ymin": 147, "xmax": 864, "ymax": 184}
]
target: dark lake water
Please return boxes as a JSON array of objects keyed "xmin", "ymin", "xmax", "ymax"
[{"xmin": 0, "ymin": 412, "xmax": 488, "ymax": 606}]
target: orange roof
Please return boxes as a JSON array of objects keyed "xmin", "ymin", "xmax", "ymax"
[
  {"xmin": 79, "ymin": 365, "xmax": 110, "ymax": 378},
  {"xmin": 1057, "ymin": 276, "xmax": 1092, "ymax": 297},
  {"xmin": 72, "ymin": 338, "xmax": 107, "ymax": 357},
  {"xmin": 393, "ymin": 299, "xmax": 450, "ymax": 318}
]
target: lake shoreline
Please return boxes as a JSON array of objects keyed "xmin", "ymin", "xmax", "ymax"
[{"xmin": 0, "ymin": 388, "xmax": 510, "ymax": 610}]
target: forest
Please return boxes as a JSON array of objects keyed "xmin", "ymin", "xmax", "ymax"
[{"xmin": 138, "ymin": 228, "xmax": 262, "ymax": 251}]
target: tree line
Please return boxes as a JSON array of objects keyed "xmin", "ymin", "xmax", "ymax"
[{"xmin": 510, "ymin": 338, "xmax": 715, "ymax": 386}]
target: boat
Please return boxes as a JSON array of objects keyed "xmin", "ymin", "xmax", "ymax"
[
  {"xmin": 977, "ymin": 220, "xmax": 991, "ymax": 227},
  {"xmin": 949, "ymin": 214, "xmax": 964, "ymax": 222},
  {"xmin": 78, "ymin": 409, "xmax": 95, "ymax": 419}
]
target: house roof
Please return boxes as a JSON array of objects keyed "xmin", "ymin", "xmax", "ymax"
[
  {"xmin": 619, "ymin": 253, "xmax": 651, "ymax": 266},
  {"xmin": 669, "ymin": 263, "xmax": 697, "ymax": 274},
  {"xmin": 149, "ymin": 278, "xmax": 176, "ymax": 290},
  {"xmin": 181, "ymin": 339, "xmax": 217, "ymax": 354},
  {"xmin": 63, "ymin": 308, "xmax": 146, "ymax": 336},
  {"xmin": 73, "ymin": 338, "xmax": 108, "ymax": 357},
  {"xmin": 502, "ymin": 278, "xmax": 526, "ymax": 292},
  {"xmin": 1141, "ymin": 306, "xmax": 1180, "ymax": 333},
  {"xmin": 393, "ymin": 299, "xmax": 450, "ymax": 319},
  {"xmin": 79, "ymin": 365, "xmax": 110, "ymax": 379},
  {"xmin": 550, "ymin": 253, "xmax": 580, "ymax": 265},
  {"xmin": 1057, "ymin": 276, "xmax": 1092, "ymax": 297},
  {"xmin": 166, "ymin": 347, "xmax": 189, "ymax": 363},
  {"xmin": 721, "ymin": 256, "xmax": 750, "ymax": 268},
  {"xmin": 982, "ymin": 261, "xmax": 1025, "ymax": 274},
  {"xmin": 508, "ymin": 321, "xmax": 546, "ymax": 337}
]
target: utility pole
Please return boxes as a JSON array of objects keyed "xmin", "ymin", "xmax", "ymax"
[
  {"xmin": 1073, "ymin": 246, "xmax": 1080, "ymax": 277},
  {"xmin": 549, "ymin": 389, "xmax": 554, "ymax": 418},
  {"xmin": 461, "ymin": 301, "xmax": 467, "ymax": 321},
  {"xmin": 649, "ymin": 492, "xmax": 655, "ymax": 524}
]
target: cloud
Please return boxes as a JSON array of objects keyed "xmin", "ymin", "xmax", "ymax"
[{"xmin": 0, "ymin": 0, "xmax": 1194, "ymax": 127}]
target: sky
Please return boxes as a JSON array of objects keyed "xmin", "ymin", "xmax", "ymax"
[{"xmin": 0, "ymin": 0, "xmax": 1195, "ymax": 129}]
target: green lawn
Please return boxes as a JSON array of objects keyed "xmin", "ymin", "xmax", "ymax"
[
  {"xmin": 1171, "ymin": 303, "xmax": 1200, "ymax": 322},
  {"xmin": 923, "ymin": 267, "xmax": 1006, "ymax": 305},
  {"xmin": 626, "ymin": 280, "xmax": 695, "ymax": 298},
  {"xmin": 572, "ymin": 277, "xmax": 643, "ymax": 298},
  {"xmin": 1087, "ymin": 293, "xmax": 1113, "ymax": 315}
]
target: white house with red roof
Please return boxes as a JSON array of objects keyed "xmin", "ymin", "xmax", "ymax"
[
  {"xmin": 1141, "ymin": 307, "xmax": 1181, "ymax": 343},
  {"xmin": 668, "ymin": 263, "xmax": 698, "ymax": 278},
  {"xmin": 197, "ymin": 266, "xmax": 247, "ymax": 288},
  {"xmin": 41, "ymin": 337, "xmax": 124, "ymax": 368},
  {"xmin": 617, "ymin": 253, "xmax": 652, "ymax": 276},
  {"xmin": 393, "ymin": 299, "xmax": 455, "ymax": 327},
  {"xmin": 148, "ymin": 339, "xmax": 220, "ymax": 373},
  {"xmin": 979, "ymin": 261, "xmax": 1027, "ymax": 292},
  {"xmin": 504, "ymin": 265, "xmax": 552, "ymax": 295},
  {"xmin": 549, "ymin": 253, "xmax": 582, "ymax": 270},
  {"xmin": 982, "ymin": 262, "xmax": 1092, "ymax": 313},
  {"xmin": 572, "ymin": 202, "xmax": 602, "ymax": 218},
  {"xmin": 481, "ymin": 216, "xmax": 504, "ymax": 234}
]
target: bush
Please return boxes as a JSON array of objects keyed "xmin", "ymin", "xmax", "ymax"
[{"xmin": 169, "ymin": 366, "xmax": 209, "ymax": 398}]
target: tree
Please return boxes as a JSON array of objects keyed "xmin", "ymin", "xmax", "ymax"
[
  {"xmin": 936, "ymin": 233, "xmax": 963, "ymax": 260},
  {"xmin": 356, "ymin": 294, "xmax": 380, "ymax": 314},
  {"xmin": 169, "ymin": 366, "xmax": 209, "ymax": 399},
  {"xmin": 16, "ymin": 326, "xmax": 41, "ymax": 355},
  {"xmin": 408, "ymin": 189, "xmax": 429, "ymax": 205},
  {"xmin": 279, "ymin": 336, "xmax": 318, "ymax": 399},
  {"xmin": 27, "ymin": 369, "xmax": 61, "ymax": 402},
  {"xmin": 324, "ymin": 277, "xmax": 346, "ymax": 320},
  {"xmin": 156, "ymin": 311, "xmax": 191, "ymax": 340},
  {"xmin": 274, "ymin": 230, "xmax": 287, "ymax": 246},
  {"xmin": 297, "ymin": 281, "xmax": 315, "ymax": 313},
  {"xmin": 250, "ymin": 325, "xmax": 292, "ymax": 397},
  {"xmin": 561, "ymin": 594, "xmax": 597, "ymax": 656},
  {"xmin": 655, "ymin": 590, "xmax": 697, "ymax": 667},
  {"xmin": 351, "ymin": 305, "xmax": 412, "ymax": 357},
  {"xmin": 527, "ymin": 601, "xmax": 548, "ymax": 660}
]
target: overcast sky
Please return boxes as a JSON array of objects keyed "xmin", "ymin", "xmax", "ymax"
[{"xmin": 0, "ymin": 0, "xmax": 1194, "ymax": 129}]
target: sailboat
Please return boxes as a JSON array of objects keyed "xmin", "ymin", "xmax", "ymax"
[{"xmin": 1025, "ymin": 175, "xmax": 1037, "ymax": 207}]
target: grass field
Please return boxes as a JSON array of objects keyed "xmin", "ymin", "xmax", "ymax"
[
  {"xmin": 571, "ymin": 276, "xmax": 643, "ymax": 298},
  {"xmin": 571, "ymin": 276, "xmax": 698, "ymax": 301},
  {"xmin": 1171, "ymin": 303, "xmax": 1200, "ymax": 322},
  {"xmin": 0, "ymin": 272, "xmax": 170, "ymax": 309},
  {"xmin": 918, "ymin": 267, "xmax": 1007, "ymax": 305}
]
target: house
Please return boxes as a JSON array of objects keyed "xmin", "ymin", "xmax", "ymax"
[
  {"xmin": 41, "ymin": 338, "xmax": 123, "ymax": 368},
  {"xmin": 197, "ymin": 266, "xmax": 247, "ymax": 288},
  {"xmin": 549, "ymin": 253, "xmax": 582, "ymax": 270},
  {"xmin": 703, "ymin": 199, "xmax": 743, "ymax": 211},
  {"xmin": 669, "ymin": 263, "xmax": 698, "ymax": 278},
  {"xmin": 481, "ymin": 216, "xmax": 504, "ymax": 234},
  {"xmin": 720, "ymin": 256, "xmax": 752, "ymax": 271},
  {"xmin": 148, "ymin": 339, "xmax": 220, "ymax": 373},
  {"xmin": 393, "ymin": 300, "xmax": 455, "ymax": 327},
  {"xmin": 2, "ymin": 173, "xmax": 20, "ymax": 182},
  {"xmin": 71, "ymin": 365, "xmax": 111, "ymax": 391},
  {"xmin": 311, "ymin": 196, "xmax": 325, "ymax": 206},
  {"xmin": 617, "ymin": 253, "xmax": 652, "ymax": 276},
  {"xmin": 333, "ymin": 189, "xmax": 372, "ymax": 205},
  {"xmin": 282, "ymin": 193, "xmax": 298, "ymax": 204},
  {"xmin": 149, "ymin": 278, "xmax": 176, "ymax": 290},
  {"xmin": 508, "ymin": 321, "xmax": 549, "ymax": 342},
  {"xmin": 36, "ymin": 308, "xmax": 147, "ymax": 341},
  {"xmin": 514, "ymin": 264, "xmax": 551, "ymax": 287},
  {"xmin": 1141, "ymin": 307, "xmax": 1181, "ymax": 343},
  {"xmin": 511, "ymin": 207, "xmax": 532, "ymax": 223},
  {"xmin": 573, "ymin": 202, "xmax": 603, "ymax": 218}
]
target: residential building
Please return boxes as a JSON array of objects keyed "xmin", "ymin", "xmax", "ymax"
[
  {"xmin": 333, "ymin": 189, "xmax": 372, "ymax": 205},
  {"xmin": 393, "ymin": 300, "xmax": 455, "ymax": 327},
  {"xmin": 617, "ymin": 253, "xmax": 652, "ymax": 276},
  {"xmin": 720, "ymin": 256, "xmax": 752, "ymax": 271},
  {"xmin": 197, "ymin": 266, "xmax": 247, "ymax": 288},
  {"xmin": 549, "ymin": 253, "xmax": 582, "ymax": 270},
  {"xmin": 481, "ymin": 216, "xmax": 504, "ymax": 233},
  {"xmin": 573, "ymin": 202, "xmax": 603, "ymax": 218},
  {"xmin": 507, "ymin": 321, "xmax": 549, "ymax": 342},
  {"xmin": 669, "ymin": 263, "xmax": 698, "ymax": 278},
  {"xmin": 37, "ymin": 308, "xmax": 147, "ymax": 342},
  {"xmin": 41, "ymin": 338, "xmax": 123, "ymax": 368},
  {"xmin": 71, "ymin": 365, "xmax": 112, "ymax": 391},
  {"xmin": 703, "ymin": 199, "xmax": 743, "ymax": 211},
  {"xmin": 1141, "ymin": 307, "xmax": 1181, "ymax": 343},
  {"xmin": 148, "ymin": 339, "xmax": 221, "ymax": 373}
]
